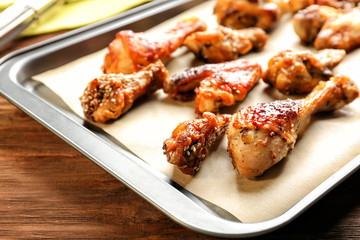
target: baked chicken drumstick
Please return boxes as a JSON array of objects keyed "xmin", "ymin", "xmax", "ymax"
[
  {"xmin": 80, "ymin": 60, "xmax": 168, "ymax": 123},
  {"xmin": 103, "ymin": 16, "xmax": 206, "ymax": 74},
  {"xmin": 263, "ymin": 49, "xmax": 346, "ymax": 94},
  {"xmin": 227, "ymin": 75, "xmax": 359, "ymax": 178},
  {"xmin": 163, "ymin": 59, "xmax": 263, "ymax": 114},
  {"xmin": 183, "ymin": 26, "xmax": 268, "ymax": 63},
  {"xmin": 214, "ymin": 0, "xmax": 290, "ymax": 31},
  {"xmin": 163, "ymin": 112, "xmax": 231, "ymax": 175}
]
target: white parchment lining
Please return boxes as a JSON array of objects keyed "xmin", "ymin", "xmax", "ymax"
[{"xmin": 33, "ymin": 1, "xmax": 360, "ymax": 223}]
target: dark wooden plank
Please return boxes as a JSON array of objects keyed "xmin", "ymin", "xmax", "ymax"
[{"xmin": 0, "ymin": 97, "xmax": 213, "ymax": 239}]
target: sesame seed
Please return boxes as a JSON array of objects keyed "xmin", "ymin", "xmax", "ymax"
[{"xmin": 191, "ymin": 145, "xmax": 196, "ymax": 152}]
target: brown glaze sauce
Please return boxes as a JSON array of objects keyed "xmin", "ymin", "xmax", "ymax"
[
  {"xmin": 118, "ymin": 31, "xmax": 170, "ymax": 70},
  {"xmin": 164, "ymin": 113, "xmax": 218, "ymax": 152},
  {"xmin": 233, "ymin": 100, "xmax": 301, "ymax": 142},
  {"xmin": 170, "ymin": 59, "xmax": 261, "ymax": 100}
]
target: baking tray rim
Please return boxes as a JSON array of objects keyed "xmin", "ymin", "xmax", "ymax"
[{"xmin": 1, "ymin": 0, "xmax": 360, "ymax": 238}]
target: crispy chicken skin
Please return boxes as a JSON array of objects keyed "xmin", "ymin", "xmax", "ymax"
[
  {"xmin": 163, "ymin": 59, "xmax": 263, "ymax": 114},
  {"xmin": 293, "ymin": 4, "xmax": 339, "ymax": 44},
  {"xmin": 290, "ymin": 0, "xmax": 360, "ymax": 12},
  {"xmin": 314, "ymin": 7, "xmax": 360, "ymax": 51},
  {"xmin": 214, "ymin": 0, "xmax": 289, "ymax": 31},
  {"xmin": 163, "ymin": 112, "xmax": 231, "ymax": 175},
  {"xmin": 183, "ymin": 26, "xmax": 269, "ymax": 63},
  {"xmin": 80, "ymin": 61, "xmax": 168, "ymax": 123},
  {"xmin": 263, "ymin": 49, "xmax": 346, "ymax": 94},
  {"xmin": 227, "ymin": 75, "xmax": 359, "ymax": 178},
  {"xmin": 102, "ymin": 16, "xmax": 206, "ymax": 74}
]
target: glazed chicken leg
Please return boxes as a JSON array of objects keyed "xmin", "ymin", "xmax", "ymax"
[
  {"xmin": 163, "ymin": 112, "xmax": 231, "ymax": 175},
  {"xmin": 263, "ymin": 49, "xmax": 346, "ymax": 94},
  {"xmin": 227, "ymin": 75, "xmax": 359, "ymax": 178},
  {"xmin": 102, "ymin": 16, "xmax": 206, "ymax": 74},
  {"xmin": 80, "ymin": 60, "xmax": 168, "ymax": 123},
  {"xmin": 214, "ymin": 0, "xmax": 290, "ymax": 32},
  {"xmin": 163, "ymin": 59, "xmax": 263, "ymax": 114},
  {"xmin": 183, "ymin": 26, "xmax": 268, "ymax": 63}
]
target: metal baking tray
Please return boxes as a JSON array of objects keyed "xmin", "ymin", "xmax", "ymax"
[{"xmin": 1, "ymin": 0, "xmax": 360, "ymax": 238}]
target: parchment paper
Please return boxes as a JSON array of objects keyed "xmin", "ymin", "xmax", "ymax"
[{"xmin": 33, "ymin": 1, "xmax": 360, "ymax": 223}]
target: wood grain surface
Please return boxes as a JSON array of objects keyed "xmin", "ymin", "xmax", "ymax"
[{"xmin": 1, "ymin": 34, "xmax": 360, "ymax": 239}]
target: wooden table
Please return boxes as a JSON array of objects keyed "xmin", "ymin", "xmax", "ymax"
[{"xmin": 1, "ymin": 34, "xmax": 359, "ymax": 240}]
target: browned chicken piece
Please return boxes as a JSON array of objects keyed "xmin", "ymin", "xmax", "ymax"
[
  {"xmin": 163, "ymin": 112, "xmax": 231, "ymax": 175},
  {"xmin": 183, "ymin": 26, "xmax": 269, "ymax": 63},
  {"xmin": 80, "ymin": 61, "xmax": 168, "ymax": 123},
  {"xmin": 102, "ymin": 16, "xmax": 206, "ymax": 74},
  {"xmin": 319, "ymin": 0, "xmax": 360, "ymax": 9},
  {"xmin": 163, "ymin": 59, "xmax": 263, "ymax": 114},
  {"xmin": 314, "ymin": 7, "xmax": 360, "ymax": 51},
  {"xmin": 214, "ymin": 0, "xmax": 290, "ymax": 32},
  {"xmin": 263, "ymin": 49, "xmax": 346, "ymax": 94},
  {"xmin": 294, "ymin": 5, "xmax": 360, "ymax": 51},
  {"xmin": 194, "ymin": 61, "xmax": 262, "ymax": 114},
  {"xmin": 227, "ymin": 75, "xmax": 359, "ymax": 178},
  {"xmin": 293, "ymin": 4, "xmax": 339, "ymax": 44},
  {"xmin": 290, "ymin": 0, "xmax": 360, "ymax": 12},
  {"xmin": 290, "ymin": 0, "xmax": 314, "ymax": 12}
]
